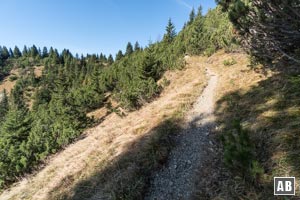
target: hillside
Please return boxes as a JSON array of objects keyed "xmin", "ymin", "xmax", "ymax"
[
  {"xmin": 0, "ymin": 6, "xmax": 235, "ymax": 192},
  {"xmin": 0, "ymin": 55, "xmax": 208, "ymax": 200},
  {"xmin": 1, "ymin": 1, "xmax": 300, "ymax": 199},
  {"xmin": 1, "ymin": 45, "xmax": 299, "ymax": 200},
  {"xmin": 0, "ymin": 50, "xmax": 278, "ymax": 200}
]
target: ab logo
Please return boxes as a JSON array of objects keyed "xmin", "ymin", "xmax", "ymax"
[{"xmin": 274, "ymin": 177, "xmax": 295, "ymax": 195}]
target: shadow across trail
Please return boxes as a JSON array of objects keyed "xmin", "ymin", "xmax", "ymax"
[{"xmin": 48, "ymin": 112, "xmax": 219, "ymax": 200}]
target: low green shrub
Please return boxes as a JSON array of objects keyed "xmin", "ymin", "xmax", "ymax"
[{"xmin": 221, "ymin": 120, "xmax": 264, "ymax": 181}]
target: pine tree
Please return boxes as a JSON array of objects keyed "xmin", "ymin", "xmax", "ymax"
[
  {"xmin": 134, "ymin": 41, "xmax": 141, "ymax": 51},
  {"xmin": 197, "ymin": 5, "xmax": 203, "ymax": 17},
  {"xmin": 9, "ymin": 48, "xmax": 14, "ymax": 58},
  {"xmin": 103, "ymin": 55, "xmax": 107, "ymax": 62},
  {"xmin": 115, "ymin": 50, "xmax": 124, "ymax": 61},
  {"xmin": 0, "ymin": 89, "xmax": 9, "ymax": 122},
  {"xmin": 38, "ymin": 47, "xmax": 42, "ymax": 58},
  {"xmin": 30, "ymin": 45, "xmax": 39, "ymax": 57},
  {"xmin": 42, "ymin": 47, "xmax": 48, "ymax": 58},
  {"xmin": 188, "ymin": 7, "xmax": 196, "ymax": 25},
  {"xmin": 125, "ymin": 42, "xmax": 133, "ymax": 55},
  {"xmin": 1, "ymin": 46, "xmax": 10, "ymax": 60},
  {"xmin": 99, "ymin": 53, "xmax": 104, "ymax": 62},
  {"xmin": 13, "ymin": 46, "xmax": 22, "ymax": 58},
  {"xmin": 218, "ymin": 0, "xmax": 300, "ymax": 64},
  {"xmin": 0, "ymin": 46, "xmax": 2, "ymax": 61},
  {"xmin": 188, "ymin": 8, "xmax": 205, "ymax": 54},
  {"xmin": 164, "ymin": 18, "xmax": 176, "ymax": 43},
  {"xmin": 108, "ymin": 54, "xmax": 114, "ymax": 64},
  {"xmin": 0, "ymin": 104, "xmax": 32, "ymax": 179},
  {"xmin": 10, "ymin": 82, "xmax": 26, "ymax": 110},
  {"xmin": 22, "ymin": 46, "xmax": 28, "ymax": 57}
]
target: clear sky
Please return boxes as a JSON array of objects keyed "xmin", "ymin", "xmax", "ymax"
[{"xmin": 1, "ymin": 0, "xmax": 216, "ymax": 56}]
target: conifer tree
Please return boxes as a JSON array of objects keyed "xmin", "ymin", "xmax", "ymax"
[
  {"xmin": 108, "ymin": 54, "xmax": 114, "ymax": 64},
  {"xmin": 1, "ymin": 46, "xmax": 10, "ymax": 60},
  {"xmin": 99, "ymin": 53, "xmax": 104, "ymax": 62},
  {"xmin": 22, "ymin": 46, "xmax": 28, "ymax": 57},
  {"xmin": 0, "ymin": 104, "xmax": 32, "ymax": 174},
  {"xmin": 42, "ymin": 47, "xmax": 48, "ymax": 58},
  {"xmin": 125, "ymin": 42, "xmax": 133, "ymax": 55},
  {"xmin": 218, "ymin": 0, "xmax": 300, "ymax": 64},
  {"xmin": 9, "ymin": 48, "xmax": 14, "ymax": 58},
  {"xmin": 0, "ymin": 89, "xmax": 9, "ymax": 122},
  {"xmin": 0, "ymin": 46, "xmax": 2, "ymax": 61},
  {"xmin": 164, "ymin": 18, "xmax": 176, "ymax": 43},
  {"xmin": 134, "ymin": 41, "xmax": 141, "ymax": 51},
  {"xmin": 30, "ymin": 45, "xmax": 39, "ymax": 57},
  {"xmin": 13, "ymin": 46, "xmax": 22, "ymax": 58},
  {"xmin": 103, "ymin": 55, "xmax": 107, "ymax": 62},
  {"xmin": 188, "ymin": 7, "xmax": 205, "ymax": 54},
  {"xmin": 115, "ymin": 50, "xmax": 124, "ymax": 61},
  {"xmin": 197, "ymin": 5, "xmax": 203, "ymax": 17},
  {"xmin": 188, "ymin": 7, "xmax": 196, "ymax": 25}
]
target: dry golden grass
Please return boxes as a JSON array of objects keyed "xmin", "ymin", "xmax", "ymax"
[
  {"xmin": 33, "ymin": 66, "xmax": 44, "ymax": 78},
  {"xmin": 207, "ymin": 50, "xmax": 273, "ymax": 101},
  {"xmin": 192, "ymin": 50, "xmax": 279, "ymax": 199},
  {"xmin": 0, "ymin": 66, "xmax": 44, "ymax": 95},
  {"xmin": 0, "ymin": 69, "xmax": 20, "ymax": 94},
  {"xmin": 0, "ymin": 56, "xmax": 207, "ymax": 200},
  {"xmin": 194, "ymin": 50, "xmax": 300, "ymax": 199},
  {"xmin": 86, "ymin": 107, "xmax": 108, "ymax": 119}
]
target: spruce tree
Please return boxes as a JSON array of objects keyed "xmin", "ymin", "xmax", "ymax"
[
  {"xmin": 115, "ymin": 50, "xmax": 124, "ymax": 61},
  {"xmin": 218, "ymin": 0, "xmax": 300, "ymax": 64},
  {"xmin": 164, "ymin": 18, "xmax": 176, "ymax": 43},
  {"xmin": 30, "ymin": 45, "xmax": 39, "ymax": 57},
  {"xmin": 22, "ymin": 46, "xmax": 28, "ymax": 57},
  {"xmin": 188, "ymin": 8, "xmax": 205, "ymax": 54},
  {"xmin": 0, "ymin": 89, "xmax": 9, "ymax": 122},
  {"xmin": 9, "ymin": 48, "xmax": 14, "ymax": 58},
  {"xmin": 42, "ymin": 47, "xmax": 48, "ymax": 58},
  {"xmin": 0, "ymin": 105, "xmax": 32, "ymax": 176},
  {"xmin": 188, "ymin": 7, "xmax": 195, "ymax": 25},
  {"xmin": 99, "ymin": 53, "xmax": 104, "ymax": 62},
  {"xmin": 1, "ymin": 46, "xmax": 10, "ymax": 60},
  {"xmin": 134, "ymin": 41, "xmax": 141, "ymax": 51},
  {"xmin": 13, "ymin": 46, "xmax": 22, "ymax": 58},
  {"xmin": 108, "ymin": 54, "xmax": 114, "ymax": 64},
  {"xmin": 125, "ymin": 42, "xmax": 133, "ymax": 55}
]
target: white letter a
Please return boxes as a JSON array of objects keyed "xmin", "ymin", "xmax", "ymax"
[{"xmin": 277, "ymin": 181, "xmax": 284, "ymax": 191}]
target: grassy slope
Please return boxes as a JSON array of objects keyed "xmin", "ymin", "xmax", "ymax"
[
  {"xmin": 194, "ymin": 51, "xmax": 300, "ymax": 199},
  {"xmin": 0, "ymin": 56, "xmax": 208, "ymax": 200},
  {"xmin": 0, "ymin": 66, "xmax": 44, "ymax": 110},
  {"xmin": 3, "ymin": 51, "xmax": 297, "ymax": 199},
  {"xmin": 0, "ymin": 66, "xmax": 44, "ymax": 95}
]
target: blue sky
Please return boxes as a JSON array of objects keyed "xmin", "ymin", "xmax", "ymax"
[{"xmin": 1, "ymin": 0, "xmax": 216, "ymax": 56}]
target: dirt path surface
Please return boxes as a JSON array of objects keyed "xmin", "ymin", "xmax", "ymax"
[{"xmin": 145, "ymin": 68, "xmax": 219, "ymax": 200}]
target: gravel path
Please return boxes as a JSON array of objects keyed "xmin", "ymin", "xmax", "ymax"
[{"xmin": 145, "ymin": 67, "xmax": 218, "ymax": 200}]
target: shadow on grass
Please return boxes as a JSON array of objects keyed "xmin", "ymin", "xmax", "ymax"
[
  {"xmin": 48, "ymin": 104, "xmax": 220, "ymax": 200},
  {"xmin": 47, "ymin": 116, "xmax": 183, "ymax": 200},
  {"xmin": 212, "ymin": 63, "xmax": 300, "ymax": 199},
  {"xmin": 46, "ymin": 61, "xmax": 300, "ymax": 200}
]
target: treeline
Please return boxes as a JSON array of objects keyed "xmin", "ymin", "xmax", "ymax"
[{"xmin": 0, "ymin": 6, "xmax": 234, "ymax": 188}]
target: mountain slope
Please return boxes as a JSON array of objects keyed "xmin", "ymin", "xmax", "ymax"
[
  {"xmin": 0, "ymin": 56, "xmax": 208, "ymax": 200},
  {"xmin": 1, "ymin": 51, "xmax": 277, "ymax": 200}
]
